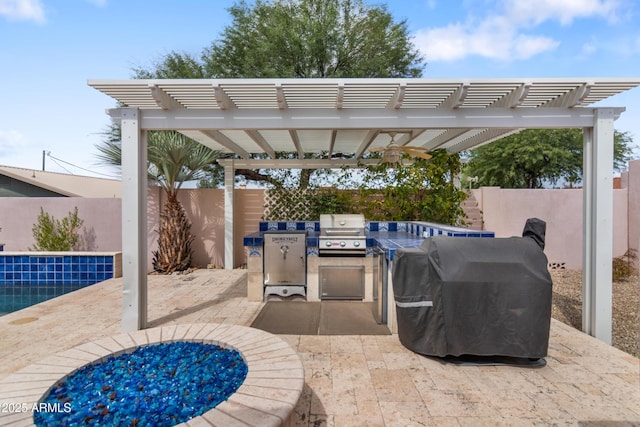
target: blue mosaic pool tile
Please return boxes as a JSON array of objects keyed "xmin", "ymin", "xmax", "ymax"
[
  {"xmin": 369, "ymin": 222, "xmax": 379, "ymax": 231},
  {"xmin": 0, "ymin": 254, "xmax": 117, "ymax": 286},
  {"xmin": 286, "ymin": 221, "xmax": 297, "ymax": 230}
]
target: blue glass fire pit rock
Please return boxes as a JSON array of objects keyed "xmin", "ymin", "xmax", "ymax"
[{"xmin": 34, "ymin": 341, "xmax": 248, "ymax": 427}]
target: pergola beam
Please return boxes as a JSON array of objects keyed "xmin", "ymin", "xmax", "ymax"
[
  {"xmin": 125, "ymin": 107, "xmax": 608, "ymax": 137},
  {"xmin": 218, "ymin": 158, "xmax": 380, "ymax": 169}
]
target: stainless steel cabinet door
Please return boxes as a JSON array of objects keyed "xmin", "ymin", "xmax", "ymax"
[{"xmin": 263, "ymin": 232, "xmax": 306, "ymax": 286}]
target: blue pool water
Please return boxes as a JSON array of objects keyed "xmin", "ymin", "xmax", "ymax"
[
  {"xmin": 0, "ymin": 284, "xmax": 86, "ymax": 316},
  {"xmin": 1, "ymin": 253, "xmax": 118, "ymax": 315},
  {"xmin": 34, "ymin": 342, "xmax": 248, "ymax": 426}
]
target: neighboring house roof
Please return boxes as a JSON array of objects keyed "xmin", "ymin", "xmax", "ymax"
[{"xmin": 0, "ymin": 165, "xmax": 121, "ymax": 198}]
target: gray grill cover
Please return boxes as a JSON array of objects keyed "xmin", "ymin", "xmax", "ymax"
[{"xmin": 392, "ymin": 218, "xmax": 552, "ymax": 358}]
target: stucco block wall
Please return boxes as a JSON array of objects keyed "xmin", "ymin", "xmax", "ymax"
[
  {"xmin": 234, "ymin": 190, "xmax": 266, "ymax": 266},
  {"xmin": 475, "ymin": 187, "xmax": 628, "ymax": 269},
  {"xmin": 0, "ymin": 197, "xmax": 122, "ymax": 252},
  {"xmin": 2, "ymin": 159, "xmax": 638, "ymax": 272},
  {"xmin": 0, "ymin": 189, "xmax": 264, "ymax": 271},
  {"xmin": 149, "ymin": 188, "xmax": 264, "ymax": 270},
  {"xmin": 625, "ymin": 159, "xmax": 640, "ymax": 267}
]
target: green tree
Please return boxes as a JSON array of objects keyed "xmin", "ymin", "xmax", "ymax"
[
  {"xmin": 203, "ymin": 0, "xmax": 423, "ymax": 78},
  {"xmin": 31, "ymin": 207, "xmax": 84, "ymax": 251},
  {"xmin": 352, "ymin": 150, "xmax": 466, "ymax": 224},
  {"xmin": 464, "ymin": 129, "xmax": 635, "ymax": 189},
  {"xmin": 96, "ymin": 131, "xmax": 222, "ymax": 273},
  {"xmin": 133, "ymin": 0, "xmax": 425, "ymax": 188}
]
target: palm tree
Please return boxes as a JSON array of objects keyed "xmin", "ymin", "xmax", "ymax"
[{"xmin": 96, "ymin": 128, "xmax": 222, "ymax": 273}]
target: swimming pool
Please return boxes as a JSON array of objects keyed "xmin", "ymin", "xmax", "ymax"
[
  {"xmin": 0, "ymin": 251, "xmax": 122, "ymax": 316},
  {"xmin": 0, "ymin": 284, "xmax": 87, "ymax": 315}
]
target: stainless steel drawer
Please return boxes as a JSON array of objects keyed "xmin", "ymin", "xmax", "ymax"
[{"xmin": 319, "ymin": 266, "xmax": 364, "ymax": 300}]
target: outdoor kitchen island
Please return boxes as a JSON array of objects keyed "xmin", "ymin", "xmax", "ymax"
[{"xmin": 243, "ymin": 218, "xmax": 495, "ymax": 331}]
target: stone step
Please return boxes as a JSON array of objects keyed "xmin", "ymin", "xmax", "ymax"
[{"xmin": 461, "ymin": 192, "xmax": 484, "ymax": 230}]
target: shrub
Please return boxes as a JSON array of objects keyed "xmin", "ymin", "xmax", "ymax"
[
  {"xmin": 31, "ymin": 207, "xmax": 84, "ymax": 251},
  {"xmin": 612, "ymin": 249, "xmax": 638, "ymax": 282}
]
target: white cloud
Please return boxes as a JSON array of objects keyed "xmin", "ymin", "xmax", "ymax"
[
  {"xmin": 0, "ymin": 0, "xmax": 45, "ymax": 23},
  {"xmin": 504, "ymin": 0, "xmax": 622, "ymax": 26},
  {"xmin": 414, "ymin": 24, "xmax": 469, "ymax": 61},
  {"xmin": 414, "ymin": 15, "xmax": 559, "ymax": 61},
  {"xmin": 413, "ymin": 0, "xmax": 625, "ymax": 62},
  {"xmin": 0, "ymin": 130, "xmax": 26, "ymax": 156},
  {"xmin": 511, "ymin": 34, "xmax": 560, "ymax": 59}
]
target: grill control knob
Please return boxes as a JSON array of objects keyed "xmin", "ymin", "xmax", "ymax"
[
  {"xmin": 340, "ymin": 241, "xmax": 346, "ymax": 247},
  {"xmin": 353, "ymin": 241, "xmax": 360, "ymax": 247},
  {"xmin": 325, "ymin": 241, "xmax": 332, "ymax": 247}
]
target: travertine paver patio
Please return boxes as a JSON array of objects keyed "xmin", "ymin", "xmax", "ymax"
[{"xmin": 0, "ymin": 269, "xmax": 639, "ymax": 426}]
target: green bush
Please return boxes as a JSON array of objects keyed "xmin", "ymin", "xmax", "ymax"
[{"xmin": 31, "ymin": 207, "xmax": 84, "ymax": 251}]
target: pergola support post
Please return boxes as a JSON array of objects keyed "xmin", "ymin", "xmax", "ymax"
[
  {"xmin": 224, "ymin": 160, "xmax": 234, "ymax": 269},
  {"xmin": 120, "ymin": 108, "xmax": 148, "ymax": 332},
  {"xmin": 582, "ymin": 108, "xmax": 615, "ymax": 344}
]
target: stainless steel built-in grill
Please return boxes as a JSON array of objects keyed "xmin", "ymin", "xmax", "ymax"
[{"xmin": 319, "ymin": 214, "xmax": 367, "ymax": 257}]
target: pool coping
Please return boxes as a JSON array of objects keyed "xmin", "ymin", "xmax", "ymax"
[{"xmin": 0, "ymin": 323, "xmax": 304, "ymax": 427}]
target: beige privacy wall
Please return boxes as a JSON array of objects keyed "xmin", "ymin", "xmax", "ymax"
[
  {"xmin": 0, "ymin": 189, "xmax": 265, "ymax": 271},
  {"xmin": 2, "ymin": 159, "xmax": 639, "ymax": 271},
  {"xmin": 474, "ymin": 187, "xmax": 629, "ymax": 269}
]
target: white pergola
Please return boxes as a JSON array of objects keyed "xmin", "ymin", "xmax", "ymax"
[{"xmin": 89, "ymin": 77, "xmax": 640, "ymax": 344}]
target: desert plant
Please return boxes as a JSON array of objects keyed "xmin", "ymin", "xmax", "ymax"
[
  {"xmin": 97, "ymin": 130, "xmax": 222, "ymax": 273},
  {"xmin": 612, "ymin": 249, "xmax": 638, "ymax": 282},
  {"xmin": 31, "ymin": 207, "xmax": 84, "ymax": 251}
]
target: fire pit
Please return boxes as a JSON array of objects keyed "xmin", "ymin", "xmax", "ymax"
[{"xmin": 0, "ymin": 324, "xmax": 304, "ymax": 427}]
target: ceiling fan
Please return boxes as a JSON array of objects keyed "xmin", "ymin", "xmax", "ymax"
[{"xmin": 369, "ymin": 132, "xmax": 432, "ymax": 164}]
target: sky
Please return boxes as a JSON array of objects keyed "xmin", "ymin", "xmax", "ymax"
[{"xmin": 1, "ymin": 0, "xmax": 639, "ymax": 178}]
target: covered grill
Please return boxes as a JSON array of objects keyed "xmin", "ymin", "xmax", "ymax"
[
  {"xmin": 391, "ymin": 218, "xmax": 553, "ymax": 359},
  {"xmin": 319, "ymin": 214, "xmax": 366, "ymax": 257}
]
